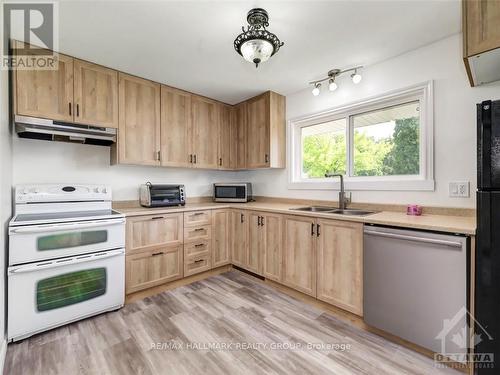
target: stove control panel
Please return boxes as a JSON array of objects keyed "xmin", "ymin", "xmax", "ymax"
[{"xmin": 15, "ymin": 184, "xmax": 112, "ymax": 203}]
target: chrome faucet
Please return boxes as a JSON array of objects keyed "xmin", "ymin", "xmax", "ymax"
[{"xmin": 325, "ymin": 173, "xmax": 352, "ymax": 210}]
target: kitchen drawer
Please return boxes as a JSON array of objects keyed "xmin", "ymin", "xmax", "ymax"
[
  {"xmin": 184, "ymin": 211, "xmax": 212, "ymax": 227},
  {"xmin": 184, "ymin": 239, "xmax": 211, "ymax": 257},
  {"xmin": 184, "ymin": 253, "xmax": 211, "ymax": 276},
  {"xmin": 184, "ymin": 225, "xmax": 211, "ymax": 242},
  {"xmin": 126, "ymin": 213, "xmax": 183, "ymax": 254}
]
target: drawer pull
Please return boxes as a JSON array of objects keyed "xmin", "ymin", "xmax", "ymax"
[
  {"xmin": 194, "ymin": 259, "xmax": 204, "ymax": 264},
  {"xmin": 152, "ymin": 252, "xmax": 164, "ymax": 256},
  {"xmin": 195, "ymin": 243, "xmax": 205, "ymax": 248},
  {"xmin": 151, "ymin": 216, "xmax": 164, "ymax": 220},
  {"xmin": 192, "ymin": 212, "xmax": 204, "ymax": 216},
  {"xmin": 194, "ymin": 228, "xmax": 205, "ymax": 232}
]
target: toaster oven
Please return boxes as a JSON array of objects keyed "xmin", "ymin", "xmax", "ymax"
[
  {"xmin": 140, "ymin": 183, "xmax": 185, "ymax": 207},
  {"xmin": 213, "ymin": 183, "xmax": 253, "ymax": 202}
]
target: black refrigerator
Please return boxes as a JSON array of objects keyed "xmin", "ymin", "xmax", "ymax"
[{"xmin": 476, "ymin": 100, "xmax": 500, "ymax": 373}]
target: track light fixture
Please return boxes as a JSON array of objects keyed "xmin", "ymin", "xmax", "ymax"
[{"xmin": 309, "ymin": 66, "xmax": 363, "ymax": 96}]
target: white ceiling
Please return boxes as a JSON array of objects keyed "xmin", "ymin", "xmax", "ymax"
[{"xmin": 58, "ymin": 1, "xmax": 461, "ymax": 105}]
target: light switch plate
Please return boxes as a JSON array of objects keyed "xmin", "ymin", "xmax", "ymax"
[{"xmin": 449, "ymin": 181, "xmax": 470, "ymax": 198}]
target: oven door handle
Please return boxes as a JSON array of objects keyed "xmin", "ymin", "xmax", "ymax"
[
  {"xmin": 8, "ymin": 249, "xmax": 125, "ymax": 274},
  {"xmin": 10, "ymin": 219, "xmax": 125, "ymax": 234}
]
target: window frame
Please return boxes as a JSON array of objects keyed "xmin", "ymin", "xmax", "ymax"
[{"xmin": 288, "ymin": 81, "xmax": 434, "ymax": 191}]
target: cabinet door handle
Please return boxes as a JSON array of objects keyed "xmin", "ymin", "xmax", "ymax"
[
  {"xmin": 193, "ymin": 154, "xmax": 197, "ymax": 164},
  {"xmin": 241, "ymin": 213, "xmax": 244, "ymax": 223},
  {"xmin": 257, "ymin": 216, "xmax": 261, "ymax": 226},
  {"xmin": 151, "ymin": 216, "xmax": 164, "ymax": 220},
  {"xmin": 261, "ymin": 216, "xmax": 265, "ymax": 226},
  {"xmin": 316, "ymin": 224, "xmax": 320, "ymax": 237},
  {"xmin": 69, "ymin": 103, "xmax": 72, "ymax": 116},
  {"xmin": 219, "ymin": 158, "xmax": 222, "ymax": 166},
  {"xmin": 76, "ymin": 104, "xmax": 79, "ymax": 117},
  {"xmin": 152, "ymin": 252, "xmax": 164, "ymax": 256},
  {"xmin": 311, "ymin": 223, "xmax": 315, "ymax": 236},
  {"xmin": 156, "ymin": 151, "xmax": 161, "ymax": 161},
  {"xmin": 190, "ymin": 154, "xmax": 193, "ymax": 163},
  {"xmin": 265, "ymin": 154, "xmax": 269, "ymax": 163}
]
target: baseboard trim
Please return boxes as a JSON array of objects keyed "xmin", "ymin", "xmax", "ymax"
[{"xmin": 0, "ymin": 337, "xmax": 7, "ymax": 374}]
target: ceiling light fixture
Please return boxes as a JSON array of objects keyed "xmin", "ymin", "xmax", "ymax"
[
  {"xmin": 309, "ymin": 66, "xmax": 363, "ymax": 96},
  {"xmin": 234, "ymin": 8, "xmax": 284, "ymax": 68},
  {"xmin": 312, "ymin": 83, "xmax": 321, "ymax": 96},
  {"xmin": 351, "ymin": 69, "xmax": 362, "ymax": 84}
]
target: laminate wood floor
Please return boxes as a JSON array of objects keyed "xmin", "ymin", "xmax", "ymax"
[{"xmin": 5, "ymin": 270, "xmax": 460, "ymax": 375}]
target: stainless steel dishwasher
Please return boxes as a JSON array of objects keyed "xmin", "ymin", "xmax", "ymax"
[{"xmin": 363, "ymin": 225, "xmax": 468, "ymax": 355}]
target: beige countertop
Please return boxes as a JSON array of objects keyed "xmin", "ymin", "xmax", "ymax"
[{"xmin": 114, "ymin": 199, "xmax": 476, "ymax": 235}]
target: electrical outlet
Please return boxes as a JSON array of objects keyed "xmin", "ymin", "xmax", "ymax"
[{"xmin": 449, "ymin": 181, "xmax": 470, "ymax": 198}]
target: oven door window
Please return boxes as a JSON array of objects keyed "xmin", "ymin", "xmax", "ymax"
[
  {"xmin": 37, "ymin": 231, "xmax": 108, "ymax": 251},
  {"xmin": 36, "ymin": 268, "xmax": 107, "ymax": 312}
]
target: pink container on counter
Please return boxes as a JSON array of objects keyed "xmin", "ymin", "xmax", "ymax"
[{"xmin": 406, "ymin": 204, "xmax": 423, "ymax": 216}]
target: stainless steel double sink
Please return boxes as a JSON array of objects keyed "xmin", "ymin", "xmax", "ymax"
[{"xmin": 290, "ymin": 206, "xmax": 377, "ymax": 216}]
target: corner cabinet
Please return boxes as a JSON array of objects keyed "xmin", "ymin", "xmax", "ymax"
[
  {"xmin": 463, "ymin": 0, "xmax": 500, "ymax": 86},
  {"xmin": 113, "ymin": 73, "xmax": 160, "ymax": 165},
  {"xmin": 246, "ymin": 91, "xmax": 286, "ymax": 169}
]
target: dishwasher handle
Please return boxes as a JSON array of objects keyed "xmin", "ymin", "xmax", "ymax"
[{"xmin": 364, "ymin": 229, "xmax": 463, "ymax": 248}]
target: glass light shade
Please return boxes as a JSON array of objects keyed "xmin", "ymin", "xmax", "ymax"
[
  {"xmin": 241, "ymin": 39, "xmax": 274, "ymax": 66},
  {"xmin": 352, "ymin": 72, "xmax": 362, "ymax": 84},
  {"xmin": 312, "ymin": 85, "xmax": 321, "ymax": 96},
  {"xmin": 328, "ymin": 80, "xmax": 338, "ymax": 91}
]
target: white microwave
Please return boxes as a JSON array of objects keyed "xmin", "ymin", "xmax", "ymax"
[{"xmin": 213, "ymin": 183, "xmax": 253, "ymax": 202}]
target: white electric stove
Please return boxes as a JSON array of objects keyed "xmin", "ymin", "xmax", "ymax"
[{"xmin": 8, "ymin": 184, "xmax": 125, "ymax": 342}]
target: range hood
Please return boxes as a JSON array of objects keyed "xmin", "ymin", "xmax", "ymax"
[{"xmin": 14, "ymin": 115, "xmax": 117, "ymax": 146}]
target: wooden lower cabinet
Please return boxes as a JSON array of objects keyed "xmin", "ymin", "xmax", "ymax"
[
  {"xmin": 212, "ymin": 210, "xmax": 231, "ymax": 267},
  {"xmin": 229, "ymin": 210, "xmax": 248, "ymax": 268},
  {"xmin": 316, "ymin": 219, "xmax": 363, "ymax": 315},
  {"xmin": 247, "ymin": 212, "xmax": 264, "ymax": 274},
  {"xmin": 282, "ymin": 215, "xmax": 317, "ymax": 297},
  {"xmin": 126, "ymin": 245, "xmax": 183, "ymax": 294},
  {"xmin": 262, "ymin": 213, "xmax": 283, "ymax": 282}
]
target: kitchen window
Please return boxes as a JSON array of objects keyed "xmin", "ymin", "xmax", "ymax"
[{"xmin": 290, "ymin": 82, "xmax": 434, "ymax": 191}]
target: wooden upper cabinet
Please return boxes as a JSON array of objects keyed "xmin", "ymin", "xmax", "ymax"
[
  {"xmin": 115, "ymin": 73, "xmax": 160, "ymax": 165},
  {"xmin": 14, "ymin": 42, "xmax": 74, "ymax": 122},
  {"xmin": 282, "ymin": 215, "xmax": 317, "ymax": 297},
  {"xmin": 230, "ymin": 102, "xmax": 248, "ymax": 170},
  {"xmin": 160, "ymin": 86, "xmax": 192, "ymax": 168},
  {"xmin": 464, "ymin": 0, "xmax": 500, "ymax": 57},
  {"xmin": 73, "ymin": 59, "xmax": 118, "ymax": 128},
  {"xmin": 246, "ymin": 91, "xmax": 285, "ymax": 169},
  {"xmin": 316, "ymin": 219, "xmax": 363, "ymax": 316},
  {"xmin": 218, "ymin": 104, "xmax": 232, "ymax": 170},
  {"xmin": 463, "ymin": 0, "xmax": 500, "ymax": 86},
  {"xmin": 190, "ymin": 96, "xmax": 219, "ymax": 169}
]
